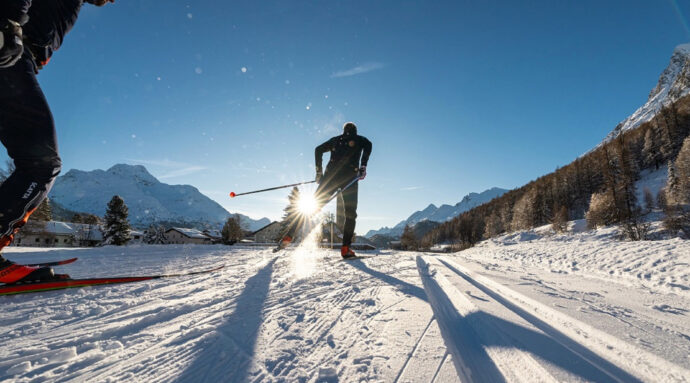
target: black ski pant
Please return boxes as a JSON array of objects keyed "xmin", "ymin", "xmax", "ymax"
[
  {"xmin": 0, "ymin": 52, "xmax": 61, "ymax": 246},
  {"xmin": 314, "ymin": 173, "xmax": 358, "ymax": 246},
  {"xmin": 282, "ymin": 172, "xmax": 358, "ymax": 247}
]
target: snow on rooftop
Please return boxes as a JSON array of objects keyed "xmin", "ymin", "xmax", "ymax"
[{"xmin": 168, "ymin": 227, "xmax": 210, "ymax": 239}]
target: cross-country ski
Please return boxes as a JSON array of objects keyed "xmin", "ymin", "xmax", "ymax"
[{"xmin": 0, "ymin": 264, "xmax": 224, "ymax": 295}]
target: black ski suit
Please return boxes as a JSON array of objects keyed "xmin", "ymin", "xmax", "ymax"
[
  {"xmin": 314, "ymin": 133, "xmax": 372, "ymax": 246},
  {"xmin": 0, "ymin": 0, "xmax": 83, "ymax": 244},
  {"xmin": 280, "ymin": 132, "xmax": 371, "ymax": 247}
]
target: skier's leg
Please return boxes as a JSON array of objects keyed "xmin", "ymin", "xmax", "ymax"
[
  {"xmin": 313, "ymin": 172, "xmax": 341, "ymax": 212},
  {"xmin": 341, "ymin": 182, "xmax": 358, "ymax": 247},
  {"xmin": 336, "ymin": 193, "xmax": 345, "ymax": 233},
  {"xmin": 0, "ymin": 54, "xmax": 62, "ymax": 282}
]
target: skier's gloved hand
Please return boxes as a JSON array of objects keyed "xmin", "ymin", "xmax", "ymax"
[
  {"xmin": 0, "ymin": 17, "xmax": 26, "ymax": 69},
  {"xmin": 358, "ymin": 166, "xmax": 367, "ymax": 180},
  {"xmin": 315, "ymin": 167, "xmax": 323, "ymax": 183}
]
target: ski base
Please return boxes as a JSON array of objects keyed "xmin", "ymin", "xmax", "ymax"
[
  {"xmin": 0, "ymin": 265, "xmax": 224, "ymax": 296},
  {"xmin": 26, "ymin": 257, "xmax": 78, "ymax": 267}
]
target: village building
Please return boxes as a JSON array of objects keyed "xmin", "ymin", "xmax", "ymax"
[
  {"xmin": 165, "ymin": 228, "xmax": 212, "ymax": 245},
  {"xmin": 13, "ymin": 221, "xmax": 103, "ymax": 247},
  {"xmin": 129, "ymin": 230, "xmax": 145, "ymax": 244},
  {"xmin": 202, "ymin": 229, "xmax": 222, "ymax": 244},
  {"xmin": 247, "ymin": 221, "xmax": 281, "ymax": 243}
]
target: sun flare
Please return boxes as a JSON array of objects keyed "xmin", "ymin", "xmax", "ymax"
[{"xmin": 297, "ymin": 193, "xmax": 319, "ymax": 215}]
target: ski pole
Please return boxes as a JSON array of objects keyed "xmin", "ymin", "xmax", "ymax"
[{"xmin": 229, "ymin": 180, "xmax": 316, "ymax": 198}]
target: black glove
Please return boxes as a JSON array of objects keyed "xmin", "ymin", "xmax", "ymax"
[
  {"xmin": 315, "ymin": 167, "xmax": 323, "ymax": 183},
  {"xmin": 0, "ymin": 18, "xmax": 25, "ymax": 69},
  {"xmin": 358, "ymin": 166, "xmax": 367, "ymax": 180}
]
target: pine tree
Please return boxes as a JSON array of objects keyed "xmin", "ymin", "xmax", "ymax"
[
  {"xmin": 511, "ymin": 189, "xmax": 536, "ymax": 231},
  {"xmin": 586, "ymin": 191, "xmax": 617, "ymax": 229},
  {"xmin": 666, "ymin": 160, "xmax": 680, "ymax": 205},
  {"xmin": 278, "ymin": 187, "xmax": 301, "ymax": 240},
  {"xmin": 551, "ymin": 205, "xmax": 569, "ymax": 233},
  {"xmin": 222, "ymin": 215, "xmax": 243, "ymax": 245},
  {"xmin": 102, "ymin": 195, "xmax": 131, "ymax": 246},
  {"xmin": 31, "ymin": 198, "xmax": 52, "ymax": 222},
  {"xmin": 642, "ymin": 126, "xmax": 662, "ymax": 169},
  {"xmin": 675, "ymin": 137, "xmax": 690, "ymax": 204},
  {"xmin": 643, "ymin": 188, "xmax": 655, "ymax": 212},
  {"xmin": 144, "ymin": 225, "xmax": 168, "ymax": 244},
  {"xmin": 483, "ymin": 211, "xmax": 503, "ymax": 238},
  {"xmin": 400, "ymin": 225, "xmax": 417, "ymax": 250}
]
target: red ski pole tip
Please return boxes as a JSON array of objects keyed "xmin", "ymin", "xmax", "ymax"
[{"xmin": 229, "ymin": 192, "xmax": 236, "ymax": 198}]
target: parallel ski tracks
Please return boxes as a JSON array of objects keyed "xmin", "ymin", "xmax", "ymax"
[
  {"xmin": 416, "ymin": 255, "xmax": 690, "ymax": 383},
  {"xmin": 392, "ymin": 316, "xmax": 436, "ymax": 383}
]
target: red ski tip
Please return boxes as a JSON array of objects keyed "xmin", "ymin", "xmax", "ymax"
[{"xmin": 229, "ymin": 192, "xmax": 236, "ymax": 198}]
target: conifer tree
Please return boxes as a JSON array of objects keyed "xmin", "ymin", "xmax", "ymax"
[
  {"xmin": 31, "ymin": 198, "xmax": 52, "ymax": 222},
  {"xmin": 511, "ymin": 189, "xmax": 536, "ymax": 231},
  {"xmin": 551, "ymin": 205, "xmax": 568, "ymax": 233},
  {"xmin": 144, "ymin": 225, "xmax": 168, "ymax": 244},
  {"xmin": 666, "ymin": 160, "xmax": 680, "ymax": 204},
  {"xmin": 643, "ymin": 188, "xmax": 655, "ymax": 212},
  {"xmin": 222, "ymin": 215, "xmax": 243, "ymax": 245},
  {"xmin": 642, "ymin": 126, "xmax": 662, "ymax": 169},
  {"xmin": 102, "ymin": 195, "xmax": 131, "ymax": 246},
  {"xmin": 586, "ymin": 191, "xmax": 617, "ymax": 229},
  {"xmin": 675, "ymin": 137, "xmax": 690, "ymax": 204},
  {"xmin": 483, "ymin": 211, "xmax": 503, "ymax": 238},
  {"xmin": 278, "ymin": 187, "xmax": 301, "ymax": 240},
  {"xmin": 400, "ymin": 225, "xmax": 417, "ymax": 250}
]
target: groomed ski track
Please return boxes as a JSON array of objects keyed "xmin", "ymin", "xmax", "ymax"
[{"xmin": 0, "ymin": 244, "xmax": 688, "ymax": 382}]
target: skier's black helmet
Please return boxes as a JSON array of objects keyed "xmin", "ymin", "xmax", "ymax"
[{"xmin": 343, "ymin": 122, "xmax": 357, "ymax": 136}]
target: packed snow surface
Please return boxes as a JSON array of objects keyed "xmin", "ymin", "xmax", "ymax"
[{"xmin": 1, "ymin": 227, "xmax": 689, "ymax": 382}]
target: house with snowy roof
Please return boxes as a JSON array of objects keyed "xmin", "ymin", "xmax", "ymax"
[
  {"xmin": 165, "ymin": 228, "xmax": 213, "ymax": 245},
  {"xmin": 202, "ymin": 229, "xmax": 222, "ymax": 244},
  {"xmin": 14, "ymin": 221, "xmax": 103, "ymax": 247},
  {"xmin": 247, "ymin": 221, "xmax": 281, "ymax": 244}
]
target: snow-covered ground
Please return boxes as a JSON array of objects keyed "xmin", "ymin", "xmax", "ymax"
[{"xmin": 1, "ymin": 227, "xmax": 689, "ymax": 382}]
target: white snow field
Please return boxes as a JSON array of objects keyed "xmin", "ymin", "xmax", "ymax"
[{"xmin": 1, "ymin": 229, "xmax": 689, "ymax": 382}]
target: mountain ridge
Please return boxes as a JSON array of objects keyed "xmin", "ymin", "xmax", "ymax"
[
  {"xmin": 365, "ymin": 187, "xmax": 508, "ymax": 238},
  {"xmin": 49, "ymin": 164, "xmax": 270, "ymax": 231}
]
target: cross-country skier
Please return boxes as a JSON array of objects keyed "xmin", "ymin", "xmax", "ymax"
[
  {"xmin": 276, "ymin": 122, "xmax": 372, "ymax": 258},
  {"xmin": 0, "ymin": 0, "xmax": 115, "ymax": 284}
]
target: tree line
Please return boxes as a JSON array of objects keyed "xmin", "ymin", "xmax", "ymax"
[{"xmin": 422, "ymin": 96, "xmax": 690, "ymax": 250}]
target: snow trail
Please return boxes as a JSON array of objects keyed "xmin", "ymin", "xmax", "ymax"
[{"xmin": 1, "ymin": 241, "xmax": 688, "ymax": 382}]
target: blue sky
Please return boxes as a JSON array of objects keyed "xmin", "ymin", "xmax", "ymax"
[{"xmin": 5, "ymin": 0, "xmax": 690, "ymax": 233}]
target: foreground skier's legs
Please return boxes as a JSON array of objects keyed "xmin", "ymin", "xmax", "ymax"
[{"xmin": 0, "ymin": 52, "xmax": 62, "ymax": 283}]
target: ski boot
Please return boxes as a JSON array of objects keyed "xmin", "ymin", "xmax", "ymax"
[
  {"xmin": 0, "ymin": 257, "xmax": 64, "ymax": 284},
  {"xmin": 273, "ymin": 236, "xmax": 292, "ymax": 253},
  {"xmin": 341, "ymin": 246, "xmax": 356, "ymax": 259}
]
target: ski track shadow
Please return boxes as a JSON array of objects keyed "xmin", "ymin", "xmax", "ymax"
[
  {"xmin": 343, "ymin": 259, "xmax": 427, "ymax": 302},
  {"xmin": 174, "ymin": 258, "xmax": 277, "ymax": 383},
  {"xmin": 422, "ymin": 258, "xmax": 644, "ymax": 383}
]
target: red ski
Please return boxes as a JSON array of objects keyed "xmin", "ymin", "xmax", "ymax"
[
  {"xmin": 0, "ymin": 265, "xmax": 224, "ymax": 296},
  {"xmin": 26, "ymin": 257, "xmax": 78, "ymax": 267}
]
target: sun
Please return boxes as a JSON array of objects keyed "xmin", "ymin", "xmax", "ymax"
[{"xmin": 297, "ymin": 193, "xmax": 319, "ymax": 216}]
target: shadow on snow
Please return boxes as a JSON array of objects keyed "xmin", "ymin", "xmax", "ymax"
[{"xmin": 175, "ymin": 258, "xmax": 277, "ymax": 383}]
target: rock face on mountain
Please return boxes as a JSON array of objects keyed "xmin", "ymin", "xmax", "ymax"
[
  {"xmin": 365, "ymin": 187, "xmax": 508, "ymax": 238},
  {"xmin": 49, "ymin": 164, "xmax": 270, "ymax": 231},
  {"xmin": 601, "ymin": 43, "xmax": 690, "ymax": 145}
]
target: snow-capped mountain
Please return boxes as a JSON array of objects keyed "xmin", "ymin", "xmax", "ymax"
[
  {"xmin": 49, "ymin": 164, "xmax": 270, "ymax": 231},
  {"xmin": 600, "ymin": 43, "xmax": 690, "ymax": 145},
  {"xmin": 365, "ymin": 187, "xmax": 508, "ymax": 238}
]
